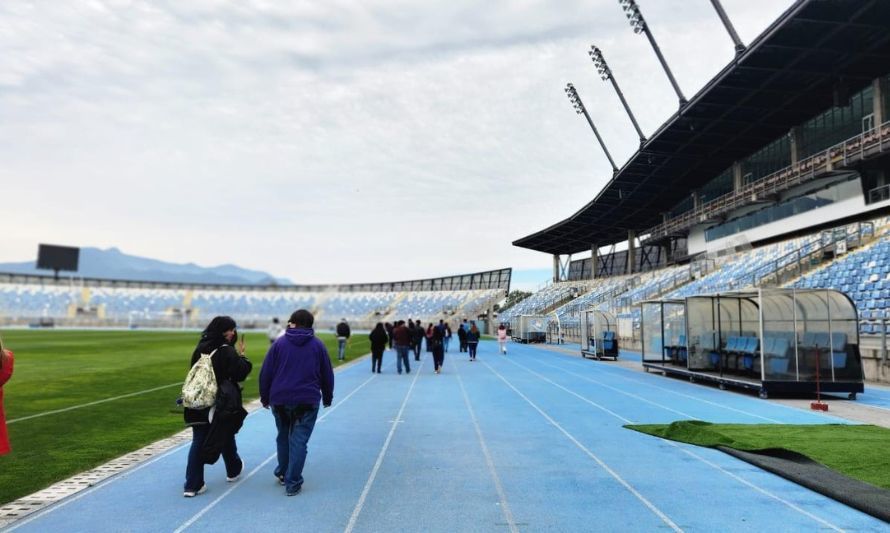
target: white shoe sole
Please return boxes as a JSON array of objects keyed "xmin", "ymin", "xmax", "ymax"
[{"xmin": 227, "ymin": 459, "xmax": 245, "ymax": 482}]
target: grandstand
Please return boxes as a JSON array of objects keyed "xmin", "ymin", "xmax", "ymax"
[
  {"xmin": 0, "ymin": 268, "xmax": 510, "ymax": 331},
  {"xmin": 508, "ymin": 0, "xmax": 890, "ymax": 383}
]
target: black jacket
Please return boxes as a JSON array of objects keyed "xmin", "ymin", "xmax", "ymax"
[
  {"xmin": 336, "ymin": 322, "xmax": 351, "ymax": 338},
  {"xmin": 457, "ymin": 327, "xmax": 468, "ymax": 341},
  {"xmin": 201, "ymin": 379, "xmax": 248, "ymax": 464},
  {"xmin": 369, "ymin": 328, "xmax": 388, "ymax": 351},
  {"xmin": 184, "ymin": 341, "xmax": 252, "ymax": 426}
]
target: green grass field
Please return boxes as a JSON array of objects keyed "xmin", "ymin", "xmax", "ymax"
[
  {"xmin": 0, "ymin": 329, "xmax": 371, "ymax": 506},
  {"xmin": 627, "ymin": 421, "xmax": 890, "ymax": 490}
]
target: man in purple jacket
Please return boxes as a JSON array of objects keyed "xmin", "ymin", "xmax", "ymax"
[{"xmin": 259, "ymin": 309, "xmax": 335, "ymax": 496}]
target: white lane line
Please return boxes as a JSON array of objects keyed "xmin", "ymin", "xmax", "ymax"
[
  {"xmin": 551, "ymin": 354, "xmax": 784, "ymax": 423},
  {"xmin": 532, "ymin": 358, "xmax": 700, "ymax": 420},
  {"xmin": 7, "ymin": 358, "xmax": 377, "ymax": 531},
  {"xmin": 175, "ymin": 369, "xmax": 384, "ymax": 533},
  {"xmin": 5, "ymin": 442, "xmax": 190, "ymax": 532},
  {"xmin": 455, "ymin": 362, "xmax": 518, "ymax": 533},
  {"xmin": 502, "ymin": 354, "xmax": 846, "ymax": 531},
  {"xmin": 480, "ymin": 360, "xmax": 683, "ymax": 533},
  {"xmin": 8, "ymin": 382, "xmax": 184, "ymax": 424},
  {"xmin": 675, "ymin": 446, "xmax": 844, "ymax": 532},
  {"xmin": 343, "ymin": 358, "xmax": 425, "ymax": 533}
]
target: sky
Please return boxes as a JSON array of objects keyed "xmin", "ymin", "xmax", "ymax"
[{"xmin": 0, "ymin": 0, "xmax": 795, "ymax": 286}]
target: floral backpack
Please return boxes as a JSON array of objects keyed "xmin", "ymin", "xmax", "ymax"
[{"xmin": 181, "ymin": 349, "xmax": 218, "ymax": 409}]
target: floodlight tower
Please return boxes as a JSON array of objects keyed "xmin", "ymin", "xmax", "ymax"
[
  {"xmin": 565, "ymin": 82, "xmax": 618, "ymax": 173},
  {"xmin": 589, "ymin": 45, "xmax": 646, "ymax": 145},
  {"xmin": 709, "ymin": 0, "xmax": 746, "ymax": 54},
  {"xmin": 618, "ymin": 0, "xmax": 687, "ymax": 106}
]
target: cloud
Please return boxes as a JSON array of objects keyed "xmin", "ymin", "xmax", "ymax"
[{"xmin": 0, "ymin": 0, "xmax": 794, "ymax": 283}]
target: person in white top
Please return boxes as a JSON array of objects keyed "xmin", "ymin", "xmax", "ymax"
[
  {"xmin": 267, "ymin": 318, "xmax": 284, "ymax": 344},
  {"xmin": 497, "ymin": 324, "xmax": 508, "ymax": 355}
]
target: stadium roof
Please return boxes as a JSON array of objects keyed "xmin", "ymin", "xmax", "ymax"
[{"xmin": 514, "ymin": 0, "xmax": 890, "ymax": 255}]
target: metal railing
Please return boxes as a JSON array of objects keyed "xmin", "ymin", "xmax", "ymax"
[
  {"xmin": 749, "ymin": 221, "xmax": 874, "ymax": 288},
  {"xmin": 870, "ymin": 184, "xmax": 890, "ymax": 204},
  {"xmin": 643, "ymin": 120, "xmax": 890, "ymax": 242}
]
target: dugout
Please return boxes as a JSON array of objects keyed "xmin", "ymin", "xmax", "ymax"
[
  {"xmin": 580, "ymin": 309, "xmax": 619, "ymax": 360},
  {"xmin": 512, "ymin": 315, "xmax": 549, "ymax": 343},
  {"xmin": 641, "ymin": 288, "xmax": 864, "ymax": 399}
]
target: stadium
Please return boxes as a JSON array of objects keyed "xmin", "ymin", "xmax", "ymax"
[{"xmin": 2, "ymin": 0, "xmax": 890, "ymax": 531}]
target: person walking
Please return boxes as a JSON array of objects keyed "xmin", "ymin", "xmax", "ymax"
[
  {"xmin": 385, "ymin": 322, "xmax": 394, "ymax": 350},
  {"xmin": 259, "ymin": 310, "xmax": 334, "ymax": 496},
  {"xmin": 335, "ymin": 318, "xmax": 350, "ymax": 362},
  {"xmin": 443, "ymin": 323, "xmax": 452, "ymax": 353},
  {"xmin": 268, "ymin": 317, "xmax": 284, "ymax": 345},
  {"xmin": 368, "ymin": 323, "xmax": 388, "ymax": 374},
  {"xmin": 392, "ymin": 320, "xmax": 411, "ymax": 374},
  {"xmin": 425, "ymin": 323, "xmax": 434, "ymax": 353},
  {"xmin": 412, "ymin": 320, "xmax": 424, "ymax": 361},
  {"xmin": 457, "ymin": 322, "xmax": 468, "ymax": 353},
  {"xmin": 467, "ymin": 322, "xmax": 480, "ymax": 361},
  {"xmin": 432, "ymin": 321, "xmax": 446, "ymax": 374},
  {"xmin": 497, "ymin": 324, "xmax": 508, "ymax": 355},
  {"xmin": 0, "ymin": 334, "xmax": 14, "ymax": 457},
  {"xmin": 183, "ymin": 316, "xmax": 252, "ymax": 498}
]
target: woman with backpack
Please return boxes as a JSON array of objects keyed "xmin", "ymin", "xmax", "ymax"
[
  {"xmin": 183, "ymin": 316, "xmax": 252, "ymax": 498},
  {"xmin": 368, "ymin": 322, "xmax": 388, "ymax": 373},
  {"xmin": 0, "ymin": 333, "xmax": 14, "ymax": 456},
  {"xmin": 467, "ymin": 322, "xmax": 480, "ymax": 361}
]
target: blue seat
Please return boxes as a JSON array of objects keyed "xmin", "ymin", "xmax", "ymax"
[{"xmin": 830, "ymin": 332, "xmax": 847, "ymax": 368}]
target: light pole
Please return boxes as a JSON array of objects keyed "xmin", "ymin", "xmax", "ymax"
[
  {"xmin": 709, "ymin": 0, "xmax": 746, "ymax": 54},
  {"xmin": 618, "ymin": 0, "xmax": 687, "ymax": 106},
  {"xmin": 589, "ymin": 45, "xmax": 646, "ymax": 144},
  {"xmin": 565, "ymin": 82, "xmax": 618, "ymax": 173}
]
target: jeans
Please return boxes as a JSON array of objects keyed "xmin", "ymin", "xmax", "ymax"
[
  {"xmin": 337, "ymin": 338, "xmax": 347, "ymax": 361},
  {"xmin": 184, "ymin": 423, "xmax": 241, "ymax": 491},
  {"xmin": 273, "ymin": 404, "xmax": 320, "ymax": 494},
  {"xmin": 396, "ymin": 345, "xmax": 411, "ymax": 373},
  {"xmin": 413, "ymin": 342, "xmax": 421, "ymax": 360},
  {"xmin": 468, "ymin": 342, "xmax": 478, "ymax": 359},
  {"xmin": 443, "ymin": 337, "xmax": 451, "ymax": 352}
]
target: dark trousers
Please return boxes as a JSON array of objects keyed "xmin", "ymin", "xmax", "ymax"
[
  {"xmin": 459, "ymin": 339, "xmax": 467, "ymax": 352},
  {"xmin": 433, "ymin": 347, "xmax": 445, "ymax": 371},
  {"xmin": 185, "ymin": 424, "xmax": 240, "ymax": 491},
  {"xmin": 371, "ymin": 348, "xmax": 383, "ymax": 372},
  {"xmin": 413, "ymin": 343, "xmax": 422, "ymax": 360},
  {"xmin": 468, "ymin": 342, "xmax": 478, "ymax": 359}
]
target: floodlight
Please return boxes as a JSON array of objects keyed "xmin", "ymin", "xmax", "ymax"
[
  {"xmin": 614, "ymin": 0, "xmax": 686, "ymax": 106},
  {"xmin": 564, "ymin": 82, "xmax": 618, "ymax": 173},
  {"xmin": 588, "ymin": 45, "xmax": 645, "ymax": 144}
]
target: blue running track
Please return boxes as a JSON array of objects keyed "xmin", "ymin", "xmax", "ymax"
[{"xmin": 4, "ymin": 341, "xmax": 888, "ymax": 532}]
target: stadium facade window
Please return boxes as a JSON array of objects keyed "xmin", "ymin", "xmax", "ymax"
[
  {"xmin": 705, "ymin": 186, "xmax": 843, "ymax": 242},
  {"xmin": 741, "ymin": 135, "xmax": 791, "ymax": 183},
  {"xmin": 798, "ymin": 84, "xmax": 874, "ymax": 159},
  {"xmin": 699, "ymin": 167, "xmax": 734, "ymax": 203},
  {"xmin": 669, "ymin": 195, "xmax": 694, "ymax": 217}
]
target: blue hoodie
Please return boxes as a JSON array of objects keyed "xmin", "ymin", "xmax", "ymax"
[{"xmin": 259, "ymin": 327, "xmax": 334, "ymax": 407}]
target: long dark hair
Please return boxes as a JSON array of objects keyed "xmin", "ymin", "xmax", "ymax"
[
  {"xmin": 373, "ymin": 322, "xmax": 385, "ymax": 334},
  {"xmin": 196, "ymin": 316, "xmax": 237, "ymax": 351}
]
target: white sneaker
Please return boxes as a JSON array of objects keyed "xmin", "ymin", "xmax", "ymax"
[
  {"xmin": 183, "ymin": 484, "xmax": 207, "ymax": 498},
  {"xmin": 227, "ymin": 459, "xmax": 244, "ymax": 482}
]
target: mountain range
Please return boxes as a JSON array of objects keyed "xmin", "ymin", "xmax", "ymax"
[{"xmin": 0, "ymin": 247, "xmax": 292, "ymax": 286}]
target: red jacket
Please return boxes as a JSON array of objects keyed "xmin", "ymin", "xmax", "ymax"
[{"xmin": 0, "ymin": 350, "xmax": 14, "ymax": 455}]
